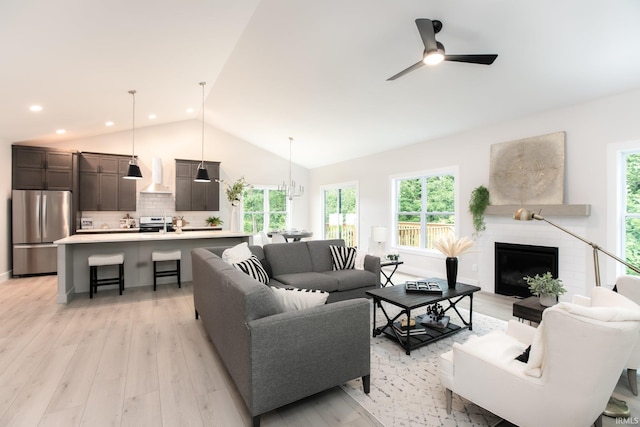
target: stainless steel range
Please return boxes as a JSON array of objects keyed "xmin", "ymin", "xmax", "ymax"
[{"xmin": 139, "ymin": 216, "xmax": 174, "ymax": 232}]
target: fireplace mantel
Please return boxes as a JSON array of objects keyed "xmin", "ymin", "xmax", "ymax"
[{"xmin": 484, "ymin": 204, "xmax": 591, "ymax": 217}]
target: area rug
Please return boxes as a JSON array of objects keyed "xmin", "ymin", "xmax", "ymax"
[{"xmin": 340, "ymin": 309, "xmax": 506, "ymax": 427}]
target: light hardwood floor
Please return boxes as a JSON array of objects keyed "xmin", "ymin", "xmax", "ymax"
[
  {"xmin": 0, "ymin": 275, "xmax": 382, "ymax": 427},
  {"xmin": 2, "ymin": 272, "xmax": 634, "ymax": 427}
]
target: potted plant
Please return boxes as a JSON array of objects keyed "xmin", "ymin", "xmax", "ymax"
[
  {"xmin": 469, "ymin": 185, "xmax": 490, "ymax": 236},
  {"xmin": 523, "ymin": 271, "xmax": 567, "ymax": 306},
  {"xmin": 206, "ymin": 216, "xmax": 223, "ymax": 227}
]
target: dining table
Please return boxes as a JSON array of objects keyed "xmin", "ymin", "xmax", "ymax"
[{"xmin": 267, "ymin": 230, "xmax": 313, "ymax": 242}]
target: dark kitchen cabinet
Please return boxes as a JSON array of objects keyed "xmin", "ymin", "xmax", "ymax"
[
  {"xmin": 175, "ymin": 159, "xmax": 220, "ymax": 211},
  {"xmin": 12, "ymin": 146, "xmax": 74, "ymax": 191},
  {"xmin": 79, "ymin": 153, "xmax": 137, "ymax": 211}
]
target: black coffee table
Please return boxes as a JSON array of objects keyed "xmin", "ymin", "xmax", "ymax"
[{"xmin": 366, "ymin": 279, "xmax": 481, "ymax": 355}]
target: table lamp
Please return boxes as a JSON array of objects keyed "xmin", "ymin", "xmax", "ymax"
[{"xmin": 371, "ymin": 226, "xmax": 387, "ymax": 258}]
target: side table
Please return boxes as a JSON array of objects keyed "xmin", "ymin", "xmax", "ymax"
[
  {"xmin": 512, "ymin": 296, "xmax": 547, "ymax": 324},
  {"xmin": 380, "ymin": 260, "xmax": 403, "ymax": 287}
]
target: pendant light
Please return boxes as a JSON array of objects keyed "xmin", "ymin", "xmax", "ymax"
[
  {"xmin": 278, "ymin": 137, "xmax": 304, "ymax": 200},
  {"xmin": 123, "ymin": 89, "xmax": 143, "ymax": 180},
  {"xmin": 194, "ymin": 81, "xmax": 211, "ymax": 182}
]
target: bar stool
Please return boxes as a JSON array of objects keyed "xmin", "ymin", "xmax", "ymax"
[
  {"xmin": 88, "ymin": 253, "xmax": 125, "ymax": 299},
  {"xmin": 152, "ymin": 250, "xmax": 181, "ymax": 291}
]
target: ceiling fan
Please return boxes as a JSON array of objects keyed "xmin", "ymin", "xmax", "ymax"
[{"xmin": 387, "ymin": 19, "xmax": 498, "ymax": 81}]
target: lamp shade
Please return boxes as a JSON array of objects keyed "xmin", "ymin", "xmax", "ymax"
[
  {"xmin": 372, "ymin": 226, "xmax": 387, "ymax": 243},
  {"xmin": 194, "ymin": 165, "xmax": 210, "ymax": 183},
  {"xmin": 123, "ymin": 160, "xmax": 142, "ymax": 180}
]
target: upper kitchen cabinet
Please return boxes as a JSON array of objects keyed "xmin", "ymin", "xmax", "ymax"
[
  {"xmin": 12, "ymin": 145, "xmax": 74, "ymax": 191},
  {"xmin": 175, "ymin": 159, "xmax": 220, "ymax": 211},
  {"xmin": 79, "ymin": 153, "xmax": 137, "ymax": 211}
]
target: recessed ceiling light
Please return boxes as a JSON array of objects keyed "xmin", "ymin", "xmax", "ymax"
[
  {"xmin": 29, "ymin": 105, "xmax": 43, "ymax": 112},
  {"xmin": 148, "ymin": 114, "xmax": 157, "ymax": 119},
  {"xmin": 105, "ymin": 121, "xmax": 114, "ymax": 126},
  {"xmin": 186, "ymin": 108, "xmax": 194, "ymax": 113},
  {"xmin": 56, "ymin": 129, "xmax": 66, "ymax": 135}
]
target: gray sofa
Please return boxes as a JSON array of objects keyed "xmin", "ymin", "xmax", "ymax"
[
  {"xmin": 192, "ymin": 247, "xmax": 371, "ymax": 427},
  {"xmin": 208, "ymin": 239, "xmax": 381, "ymax": 302}
]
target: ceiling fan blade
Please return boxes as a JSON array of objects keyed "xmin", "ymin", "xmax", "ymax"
[
  {"xmin": 444, "ymin": 54, "xmax": 498, "ymax": 65},
  {"xmin": 387, "ymin": 60, "xmax": 425, "ymax": 81},
  {"xmin": 415, "ymin": 19, "xmax": 439, "ymax": 53}
]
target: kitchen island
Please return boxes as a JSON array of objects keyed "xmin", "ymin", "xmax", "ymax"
[{"xmin": 55, "ymin": 231, "xmax": 252, "ymax": 303}]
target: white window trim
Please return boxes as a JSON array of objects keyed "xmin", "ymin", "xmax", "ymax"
[
  {"xmin": 607, "ymin": 140, "xmax": 640, "ymax": 280},
  {"xmin": 389, "ymin": 165, "xmax": 460, "ymax": 257},
  {"xmin": 320, "ymin": 181, "xmax": 360, "ymax": 246},
  {"xmin": 243, "ymin": 184, "xmax": 289, "ymax": 233}
]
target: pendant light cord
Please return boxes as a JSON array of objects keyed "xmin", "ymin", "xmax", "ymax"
[
  {"xmin": 129, "ymin": 90, "xmax": 136, "ymax": 160},
  {"xmin": 200, "ymin": 82, "xmax": 206, "ymax": 166}
]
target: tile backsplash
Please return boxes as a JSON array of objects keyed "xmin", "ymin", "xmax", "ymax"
[{"xmin": 79, "ymin": 193, "xmax": 221, "ymax": 230}]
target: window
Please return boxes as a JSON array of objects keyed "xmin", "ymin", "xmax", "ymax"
[
  {"xmin": 243, "ymin": 187, "xmax": 288, "ymax": 234},
  {"xmin": 322, "ymin": 183, "xmax": 358, "ymax": 247},
  {"xmin": 392, "ymin": 171, "xmax": 456, "ymax": 250},
  {"xmin": 622, "ymin": 150, "xmax": 640, "ymax": 274}
]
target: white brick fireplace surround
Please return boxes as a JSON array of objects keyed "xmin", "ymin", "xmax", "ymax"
[{"xmin": 478, "ymin": 214, "xmax": 591, "ymax": 303}]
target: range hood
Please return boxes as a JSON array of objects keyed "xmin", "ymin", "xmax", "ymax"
[{"xmin": 141, "ymin": 157, "xmax": 172, "ymax": 194}]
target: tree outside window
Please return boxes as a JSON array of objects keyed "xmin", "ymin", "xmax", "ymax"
[
  {"xmin": 394, "ymin": 173, "xmax": 455, "ymax": 250},
  {"xmin": 624, "ymin": 151, "xmax": 640, "ymax": 273},
  {"xmin": 243, "ymin": 187, "xmax": 288, "ymax": 234}
]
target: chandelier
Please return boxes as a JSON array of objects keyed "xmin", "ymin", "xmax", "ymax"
[{"xmin": 279, "ymin": 137, "xmax": 304, "ymax": 200}]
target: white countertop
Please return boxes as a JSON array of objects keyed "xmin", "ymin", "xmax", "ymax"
[
  {"xmin": 55, "ymin": 230, "xmax": 251, "ymax": 245},
  {"xmin": 75, "ymin": 226, "xmax": 221, "ymax": 233}
]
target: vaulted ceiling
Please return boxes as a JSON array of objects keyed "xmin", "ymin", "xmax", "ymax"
[{"xmin": 2, "ymin": 0, "xmax": 640, "ymax": 168}]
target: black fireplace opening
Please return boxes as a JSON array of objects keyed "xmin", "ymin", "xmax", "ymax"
[{"xmin": 495, "ymin": 242, "xmax": 559, "ymax": 298}]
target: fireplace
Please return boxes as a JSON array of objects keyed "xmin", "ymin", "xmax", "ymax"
[{"xmin": 495, "ymin": 242, "xmax": 559, "ymax": 298}]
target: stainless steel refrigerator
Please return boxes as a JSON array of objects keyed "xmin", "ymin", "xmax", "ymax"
[{"xmin": 12, "ymin": 190, "xmax": 72, "ymax": 276}]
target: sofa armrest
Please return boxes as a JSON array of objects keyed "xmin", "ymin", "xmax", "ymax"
[
  {"xmin": 572, "ymin": 294, "xmax": 591, "ymax": 307},
  {"xmin": 246, "ymin": 298, "xmax": 371, "ymax": 415},
  {"xmin": 506, "ymin": 320, "xmax": 537, "ymax": 345},
  {"xmin": 364, "ymin": 254, "xmax": 381, "ymax": 277}
]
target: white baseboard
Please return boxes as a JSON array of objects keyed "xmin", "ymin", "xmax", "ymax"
[{"xmin": 0, "ymin": 270, "xmax": 11, "ymax": 283}]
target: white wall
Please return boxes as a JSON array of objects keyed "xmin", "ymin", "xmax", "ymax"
[{"xmin": 309, "ymin": 88, "xmax": 640, "ymax": 301}]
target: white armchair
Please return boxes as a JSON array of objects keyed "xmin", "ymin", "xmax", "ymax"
[
  {"xmin": 439, "ymin": 288, "xmax": 640, "ymax": 427},
  {"xmin": 605, "ymin": 275, "xmax": 640, "ymax": 395}
]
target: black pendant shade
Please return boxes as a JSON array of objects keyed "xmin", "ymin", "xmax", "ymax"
[
  {"xmin": 194, "ymin": 165, "xmax": 210, "ymax": 182},
  {"xmin": 124, "ymin": 160, "xmax": 143, "ymax": 180}
]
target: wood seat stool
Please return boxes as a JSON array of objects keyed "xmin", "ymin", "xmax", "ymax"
[
  {"xmin": 152, "ymin": 250, "xmax": 181, "ymax": 291},
  {"xmin": 88, "ymin": 253, "xmax": 125, "ymax": 299}
]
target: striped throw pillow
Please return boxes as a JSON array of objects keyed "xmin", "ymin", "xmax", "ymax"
[
  {"xmin": 233, "ymin": 255, "xmax": 270, "ymax": 284},
  {"xmin": 329, "ymin": 245, "xmax": 357, "ymax": 270}
]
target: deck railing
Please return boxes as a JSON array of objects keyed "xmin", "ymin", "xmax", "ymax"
[
  {"xmin": 397, "ymin": 222, "xmax": 454, "ymax": 249},
  {"xmin": 323, "ymin": 223, "xmax": 453, "ymax": 250},
  {"xmin": 325, "ymin": 225, "xmax": 357, "ymax": 247}
]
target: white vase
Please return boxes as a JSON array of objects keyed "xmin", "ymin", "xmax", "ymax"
[
  {"xmin": 229, "ymin": 202, "xmax": 242, "ymax": 233},
  {"xmin": 539, "ymin": 293, "xmax": 557, "ymax": 307}
]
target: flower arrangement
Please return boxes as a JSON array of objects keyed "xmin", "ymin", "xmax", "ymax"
[
  {"xmin": 523, "ymin": 271, "xmax": 567, "ymax": 297},
  {"xmin": 216, "ymin": 177, "xmax": 252, "ymax": 205},
  {"xmin": 433, "ymin": 234, "xmax": 475, "ymax": 258}
]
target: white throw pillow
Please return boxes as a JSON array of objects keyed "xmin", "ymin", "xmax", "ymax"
[
  {"xmin": 270, "ymin": 287, "xmax": 329, "ymax": 312},
  {"xmin": 222, "ymin": 242, "xmax": 252, "ymax": 264},
  {"xmin": 355, "ymin": 250, "xmax": 367, "ymax": 270}
]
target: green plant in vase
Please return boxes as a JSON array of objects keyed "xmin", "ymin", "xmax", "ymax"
[{"xmin": 523, "ymin": 271, "xmax": 567, "ymax": 307}]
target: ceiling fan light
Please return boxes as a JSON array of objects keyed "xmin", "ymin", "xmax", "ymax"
[
  {"xmin": 194, "ymin": 165, "xmax": 211, "ymax": 182},
  {"xmin": 424, "ymin": 50, "xmax": 444, "ymax": 66}
]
